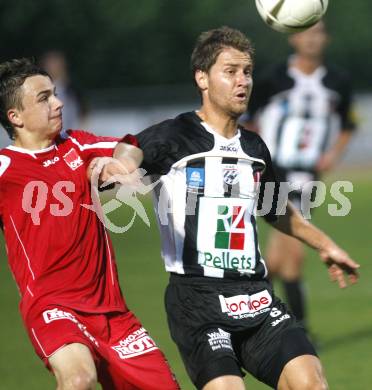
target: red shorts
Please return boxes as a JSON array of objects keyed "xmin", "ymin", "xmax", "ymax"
[{"xmin": 24, "ymin": 304, "xmax": 179, "ymax": 390}]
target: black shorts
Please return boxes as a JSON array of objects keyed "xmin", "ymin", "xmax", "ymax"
[{"xmin": 165, "ymin": 274, "xmax": 317, "ymax": 389}]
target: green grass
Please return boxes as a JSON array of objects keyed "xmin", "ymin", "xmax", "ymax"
[{"xmin": 0, "ymin": 172, "xmax": 371, "ymax": 389}]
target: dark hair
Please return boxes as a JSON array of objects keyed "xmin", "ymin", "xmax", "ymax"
[
  {"xmin": 191, "ymin": 26, "xmax": 254, "ymax": 77},
  {"xmin": 0, "ymin": 58, "xmax": 49, "ymax": 140}
]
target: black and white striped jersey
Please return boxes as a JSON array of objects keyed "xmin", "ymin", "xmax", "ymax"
[
  {"xmin": 136, "ymin": 111, "xmax": 279, "ymax": 280},
  {"xmin": 245, "ymin": 61, "xmax": 356, "ymax": 171}
]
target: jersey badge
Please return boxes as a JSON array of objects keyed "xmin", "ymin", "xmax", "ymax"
[
  {"xmin": 63, "ymin": 148, "xmax": 84, "ymax": 170},
  {"xmin": 222, "ymin": 164, "xmax": 239, "ymax": 185}
]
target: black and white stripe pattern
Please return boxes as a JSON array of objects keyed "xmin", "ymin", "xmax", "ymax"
[{"xmin": 137, "ymin": 112, "xmax": 279, "ymax": 280}]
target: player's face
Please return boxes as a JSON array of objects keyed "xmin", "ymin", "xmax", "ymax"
[
  {"xmin": 290, "ymin": 22, "xmax": 329, "ymax": 59},
  {"xmin": 202, "ymin": 47, "xmax": 253, "ymax": 118},
  {"xmin": 13, "ymin": 75, "xmax": 63, "ymax": 139}
]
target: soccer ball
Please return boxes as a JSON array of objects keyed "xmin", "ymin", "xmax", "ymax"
[{"xmin": 255, "ymin": 0, "xmax": 329, "ymax": 33}]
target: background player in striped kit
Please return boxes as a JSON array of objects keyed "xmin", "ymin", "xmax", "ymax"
[
  {"xmin": 241, "ymin": 21, "xmax": 356, "ymax": 334},
  {"xmin": 112, "ymin": 26, "xmax": 359, "ymax": 390}
]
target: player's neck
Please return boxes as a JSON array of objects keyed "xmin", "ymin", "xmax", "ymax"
[
  {"xmin": 13, "ymin": 132, "xmax": 55, "ymax": 151},
  {"xmin": 197, "ymin": 108, "xmax": 239, "ymax": 139},
  {"xmin": 291, "ymin": 55, "xmax": 323, "ymax": 75}
]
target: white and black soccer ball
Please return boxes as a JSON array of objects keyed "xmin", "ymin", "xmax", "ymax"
[{"xmin": 255, "ymin": 0, "xmax": 329, "ymax": 33}]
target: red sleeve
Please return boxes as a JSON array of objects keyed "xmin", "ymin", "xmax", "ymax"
[
  {"xmin": 65, "ymin": 129, "xmax": 120, "ymax": 161},
  {"xmin": 120, "ymin": 134, "xmax": 139, "ymax": 148}
]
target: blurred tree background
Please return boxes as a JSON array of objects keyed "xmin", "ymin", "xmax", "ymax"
[{"xmin": 0, "ymin": 0, "xmax": 370, "ymax": 97}]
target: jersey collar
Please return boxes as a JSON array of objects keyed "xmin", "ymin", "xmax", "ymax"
[
  {"xmin": 6, "ymin": 143, "xmax": 57, "ymax": 159},
  {"xmin": 287, "ymin": 56, "xmax": 327, "ymax": 80},
  {"xmin": 200, "ymin": 120, "xmax": 241, "ymax": 143}
]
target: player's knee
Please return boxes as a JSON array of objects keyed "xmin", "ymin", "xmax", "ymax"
[
  {"xmin": 304, "ymin": 381, "xmax": 328, "ymax": 390},
  {"xmin": 295, "ymin": 375, "xmax": 328, "ymax": 390},
  {"xmin": 71, "ymin": 370, "xmax": 97, "ymax": 390},
  {"xmin": 64, "ymin": 369, "xmax": 97, "ymax": 390},
  {"xmin": 280, "ymin": 259, "xmax": 304, "ymax": 280}
]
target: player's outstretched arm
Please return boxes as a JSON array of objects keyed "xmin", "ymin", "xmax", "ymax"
[
  {"xmin": 112, "ymin": 142, "xmax": 143, "ymax": 177},
  {"xmin": 270, "ymin": 202, "xmax": 360, "ymax": 288},
  {"xmin": 87, "ymin": 143, "xmax": 143, "ymax": 184}
]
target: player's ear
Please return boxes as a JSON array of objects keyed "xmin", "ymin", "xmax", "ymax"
[
  {"xmin": 195, "ymin": 70, "xmax": 208, "ymax": 91},
  {"xmin": 7, "ymin": 109, "xmax": 23, "ymax": 128}
]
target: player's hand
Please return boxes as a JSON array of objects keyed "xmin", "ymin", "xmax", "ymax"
[
  {"xmin": 319, "ymin": 245, "xmax": 360, "ymax": 288},
  {"xmin": 87, "ymin": 157, "xmax": 116, "ymax": 185},
  {"xmin": 315, "ymin": 151, "xmax": 337, "ymax": 172},
  {"xmin": 87, "ymin": 157, "xmax": 140, "ymax": 188}
]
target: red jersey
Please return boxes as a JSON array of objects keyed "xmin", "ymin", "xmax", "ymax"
[{"xmin": 0, "ymin": 130, "xmax": 128, "ymax": 319}]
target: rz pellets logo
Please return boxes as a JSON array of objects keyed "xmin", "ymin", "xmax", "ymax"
[{"xmin": 215, "ymin": 205, "xmax": 246, "ymax": 250}]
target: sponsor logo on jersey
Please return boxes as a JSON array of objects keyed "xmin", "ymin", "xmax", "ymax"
[
  {"xmin": 112, "ymin": 327, "xmax": 158, "ymax": 359},
  {"xmin": 219, "ymin": 290, "xmax": 272, "ymax": 319},
  {"xmin": 43, "ymin": 308, "xmax": 76, "ymax": 323},
  {"xmin": 42, "ymin": 308, "xmax": 99, "ymax": 347},
  {"xmin": 202, "ymin": 251, "xmax": 253, "ymax": 272},
  {"xmin": 186, "ymin": 167, "xmax": 205, "ymax": 189},
  {"xmin": 63, "ymin": 148, "xmax": 84, "ymax": 170},
  {"xmin": 219, "ymin": 145, "xmax": 238, "ymax": 153},
  {"xmin": 198, "ymin": 199, "xmax": 257, "ymax": 274},
  {"xmin": 207, "ymin": 328, "xmax": 233, "ymax": 351},
  {"xmin": 215, "ymin": 204, "xmax": 245, "ymax": 250},
  {"xmin": 223, "ymin": 164, "xmax": 239, "ymax": 185},
  {"xmin": 42, "ymin": 156, "xmax": 60, "ymax": 167}
]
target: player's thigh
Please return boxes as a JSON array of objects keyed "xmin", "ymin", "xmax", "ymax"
[
  {"xmin": 101, "ymin": 348, "xmax": 179, "ymax": 390},
  {"xmin": 265, "ymin": 229, "xmax": 284, "ymax": 274},
  {"xmin": 99, "ymin": 311, "xmax": 179, "ymax": 390},
  {"xmin": 25, "ymin": 305, "xmax": 102, "ymax": 388},
  {"xmin": 266, "ymin": 230, "xmax": 304, "ymax": 276},
  {"xmin": 202, "ymin": 375, "xmax": 245, "ymax": 390},
  {"xmin": 238, "ymin": 299, "xmax": 316, "ymax": 388},
  {"xmin": 49, "ymin": 342, "xmax": 97, "ymax": 389},
  {"xmin": 165, "ymin": 281, "xmax": 244, "ymax": 389},
  {"xmin": 277, "ymin": 355, "xmax": 328, "ymax": 390},
  {"xmin": 277, "ymin": 234, "xmax": 305, "ymax": 279}
]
